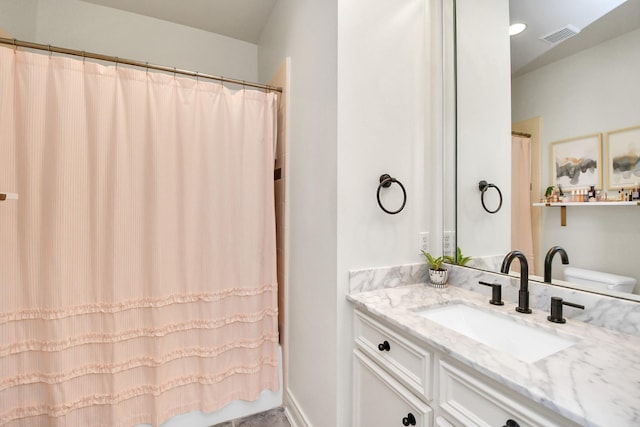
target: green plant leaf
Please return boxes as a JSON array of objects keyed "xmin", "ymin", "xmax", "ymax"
[
  {"xmin": 545, "ymin": 186, "xmax": 555, "ymax": 197},
  {"xmin": 421, "ymin": 250, "xmax": 444, "ymax": 270},
  {"xmin": 443, "ymin": 247, "xmax": 472, "ymax": 266}
]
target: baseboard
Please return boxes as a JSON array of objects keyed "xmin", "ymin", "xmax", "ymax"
[{"xmin": 284, "ymin": 388, "xmax": 311, "ymax": 427}]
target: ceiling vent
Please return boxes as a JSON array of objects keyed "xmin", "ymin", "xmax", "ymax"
[{"xmin": 540, "ymin": 25, "xmax": 581, "ymax": 45}]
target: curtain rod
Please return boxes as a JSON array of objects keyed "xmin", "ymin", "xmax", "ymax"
[
  {"xmin": 0, "ymin": 37, "xmax": 282, "ymax": 93},
  {"xmin": 512, "ymin": 131, "xmax": 532, "ymax": 138}
]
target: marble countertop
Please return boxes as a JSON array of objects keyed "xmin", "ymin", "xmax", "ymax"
[{"xmin": 347, "ymin": 283, "xmax": 640, "ymax": 427}]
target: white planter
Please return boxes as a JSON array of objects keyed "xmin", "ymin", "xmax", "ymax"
[{"xmin": 428, "ymin": 268, "xmax": 448, "ymax": 288}]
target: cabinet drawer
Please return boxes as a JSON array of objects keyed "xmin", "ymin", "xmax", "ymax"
[
  {"xmin": 354, "ymin": 350, "xmax": 432, "ymax": 427},
  {"xmin": 354, "ymin": 310, "xmax": 433, "ymax": 400},
  {"xmin": 438, "ymin": 360, "xmax": 578, "ymax": 427}
]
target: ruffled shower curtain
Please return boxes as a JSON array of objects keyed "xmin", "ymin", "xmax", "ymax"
[
  {"xmin": 511, "ymin": 135, "xmax": 535, "ymax": 273},
  {"xmin": 0, "ymin": 46, "xmax": 278, "ymax": 426}
]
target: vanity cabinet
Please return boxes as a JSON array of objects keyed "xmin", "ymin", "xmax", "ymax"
[
  {"xmin": 354, "ymin": 350, "xmax": 432, "ymax": 427},
  {"xmin": 353, "ymin": 309, "xmax": 579, "ymax": 427}
]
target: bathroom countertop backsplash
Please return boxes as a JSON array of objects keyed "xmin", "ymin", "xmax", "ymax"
[{"xmin": 349, "ymin": 263, "xmax": 640, "ymax": 337}]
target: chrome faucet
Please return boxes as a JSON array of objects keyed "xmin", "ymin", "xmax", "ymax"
[
  {"xmin": 500, "ymin": 250, "xmax": 532, "ymax": 313},
  {"xmin": 544, "ymin": 246, "xmax": 569, "ymax": 283}
]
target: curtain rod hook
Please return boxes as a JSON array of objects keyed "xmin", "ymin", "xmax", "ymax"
[{"xmin": 48, "ymin": 44, "xmax": 52, "ymax": 56}]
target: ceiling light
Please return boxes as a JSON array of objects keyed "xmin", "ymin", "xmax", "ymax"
[{"xmin": 509, "ymin": 23, "xmax": 527, "ymax": 36}]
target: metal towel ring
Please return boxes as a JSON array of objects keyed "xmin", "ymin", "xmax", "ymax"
[
  {"xmin": 377, "ymin": 174, "xmax": 407, "ymax": 215},
  {"xmin": 478, "ymin": 180, "xmax": 503, "ymax": 214}
]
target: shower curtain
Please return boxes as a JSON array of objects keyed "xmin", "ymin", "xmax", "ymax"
[
  {"xmin": 511, "ymin": 135, "xmax": 535, "ymax": 274},
  {"xmin": 0, "ymin": 46, "xmax": 279, "ymax": 426}
]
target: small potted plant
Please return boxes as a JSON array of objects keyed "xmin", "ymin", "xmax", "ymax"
[
  {"xmin": 421, "ymin": 250, "xmax": 448, "ymax": 287},
  {"xmin": 444, "ymin": 247, "xmax": 472, "ymax": 266}
]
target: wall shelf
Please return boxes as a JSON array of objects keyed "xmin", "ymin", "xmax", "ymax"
[{"xmin": 532, "ymin": 201, "xmax": 640, "ymax": 226}]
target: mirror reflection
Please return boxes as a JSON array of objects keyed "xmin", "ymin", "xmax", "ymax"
[{"xmin": 454, "ymin": 0, "xmax": 640, "ymax": 301}]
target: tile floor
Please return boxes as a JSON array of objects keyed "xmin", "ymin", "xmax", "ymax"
[{"xmin": 210, "ymin": 407, "xmax": 291, "ymax": 427}]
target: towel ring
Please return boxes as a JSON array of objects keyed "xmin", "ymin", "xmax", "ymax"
[
  {"xmin": 377, "ymin": 174, "xmax": 407, "ymax": 215},
  {"xmin": 478, "ymin": 180, "xmax": 502, "ymax": 214}
]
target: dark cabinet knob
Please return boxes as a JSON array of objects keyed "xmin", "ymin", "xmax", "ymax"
[
  {"xmin": 402, "ymin": 412, "xmax": 416, "ymax": 426},
  {"xmin": 503, "ymin": 419, "xmax": 520, "ymax": 427},
  {"xmin": 378, "ymin": 340, "xmax": 390, "ymax": 351}
]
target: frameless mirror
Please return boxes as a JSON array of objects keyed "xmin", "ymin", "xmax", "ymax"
[{"xmin": 453, "ymin": 0, "xmax": 640, "ymax": 302}]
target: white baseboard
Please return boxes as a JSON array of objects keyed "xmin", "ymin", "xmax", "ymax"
[{"xmin": 284, "ymin": 388, "xmax": 311, "ymax": 427}]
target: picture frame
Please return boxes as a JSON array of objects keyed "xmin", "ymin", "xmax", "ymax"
[
  {"xmin": 550, "ymin": 133, "xmax": 602, "ymax": 190},
  {"xmin": 606, "ymin": 125, "xmax": 640, "ymax": 189}
]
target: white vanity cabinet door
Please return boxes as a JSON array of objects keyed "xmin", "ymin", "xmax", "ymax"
[
  {"xmin": 354, "ymin": 350, "xmax": 433, "ymax": 427},
  {"xmin": 438, "ymin": 360, "xmax": 580, "ymax": 427},
  {"xmin": 354, "ymin": 310, "xmax": 433, "ymax": 401}
]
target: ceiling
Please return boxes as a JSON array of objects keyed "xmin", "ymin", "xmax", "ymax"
[
  {"xmin": 510, "ymin": 0, "xmax": 640, "ymax": 76},
  {"xmin": 80, "ymin": 0, "xmax": 278, "ymax": 44},
  {"xmin": 79, "ymin": 0, "xmax": 640, "ymax": 76}
]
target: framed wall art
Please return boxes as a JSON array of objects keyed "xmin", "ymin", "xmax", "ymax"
[
  {"xmin": 606, "ymin": 125, "xmax": 640, "ymax": 189},
  {"xmin": 550, "ymin": 133, "xmax": 602, "ymax": 190}
]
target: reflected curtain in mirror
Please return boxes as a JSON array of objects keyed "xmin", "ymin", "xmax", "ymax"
[
  {"xmin": 511, "ymin": 135, "xmax": 535, "ymax": 274},
  {"xmin": 0, "ymin": 46, "xmax": 278, "ymax": 426}
]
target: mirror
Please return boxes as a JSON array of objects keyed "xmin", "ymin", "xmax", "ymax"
[{"xmin": 454, "ymin": 0, "xmax": 640, "ymax": 302}]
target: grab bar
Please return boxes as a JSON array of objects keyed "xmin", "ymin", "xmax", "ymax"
[{"xmin": 0, "ymin": 192, "xmax": 19, "ymax": 201}]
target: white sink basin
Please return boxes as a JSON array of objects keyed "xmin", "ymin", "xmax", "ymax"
[{"xmin": 416, "ymin": 303, "xmax": 578, "ymax": 363}]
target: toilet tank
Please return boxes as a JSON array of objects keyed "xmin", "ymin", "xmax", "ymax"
[{"xmin": 564, "ymin": 267, "xmax": 637, "ymax": 293}]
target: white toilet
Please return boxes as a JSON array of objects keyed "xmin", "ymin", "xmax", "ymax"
[{"xmin": 564, "ymin": 267, "xmax": 637, "ymax": 294}]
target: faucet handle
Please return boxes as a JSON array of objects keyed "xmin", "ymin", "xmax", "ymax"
[
  {"xmin": 547, "ymin": 296, "xmax": 585, "ymax": 323},
  {"xmin": 478, "ymin": 281, "xmax": 504, "ymax": 306}
]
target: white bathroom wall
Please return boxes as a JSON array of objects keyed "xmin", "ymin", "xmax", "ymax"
[
  {"xmin": 259, "ymin": 0, "xmax": 438, "ymax": 426},
  {"xmin": 337, "ymin": 0, "xmax": 430, "ymax": 269},
  {"xmin": 512, "ymin": 28, "xmax": 640, "ymax": 288},
  {"xmin": 0, "ymin": 0, "xmax": 38, "ymax": 40},
  {"xmin": 0, "ymin": 0, "xmax": 257, "ymax": 81},
  {"xmin": 456, "ymin": 0, "xmax": 512, "ymax": 259},
  {"xmin": 258, "ymin": 1, "xmax": 339, "ymax": 426},
  {"xmin": 336, "ymin": 1, "xmax": 433, "ymax": 425}
]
